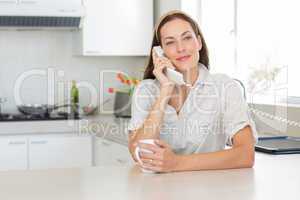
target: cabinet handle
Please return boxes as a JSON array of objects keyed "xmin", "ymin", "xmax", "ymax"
[
  {"xmin": 31, "ymin": 140, "xmax": 48, "ymax": 145},
  {"xmin": 20, "ymin": 0, "xmax": 37, "ymax": 4},
  {"xmin": 116, "ymin": 158, "xmax": 126, "ymax": 164},
  {"xmin": 8, "ymin": 141, "xmax": 26, "ymax": 145},
  {"xmin": 101, "ymin": 141, "xmax": 111, "ymax": 146},
  {"xmin": 58, "ymin": 9, "xmax": 76, "ymax": 13},
  {"xmin": 85, "ymin": 51, "xmax": 102, "ymax": 54}
]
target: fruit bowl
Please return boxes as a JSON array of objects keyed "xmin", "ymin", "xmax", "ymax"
[{"xmin": 81, "ymin": 105, "xmax": 98, "ymax": 116}]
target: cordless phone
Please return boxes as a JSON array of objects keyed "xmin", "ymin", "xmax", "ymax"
[{"xmin": 153, "ymin": 46, "xmax": 190, "ymax": 86}]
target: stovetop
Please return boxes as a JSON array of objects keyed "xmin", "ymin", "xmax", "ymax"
[{"xmin": 0, "ymin": 112, "xmax": 80, "ymax": 122}]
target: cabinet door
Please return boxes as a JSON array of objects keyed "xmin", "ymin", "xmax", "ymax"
[
  {"xmin": 18, "ymin": 0, "xmax": 81, "ymax": 7},
  {"xmin": 29, "ymin": 135, "xmax": 92, "ymax": 170},
  {"xmin": 0, "ymin": 0, "xmax": 17, "ymax": 5},
  {"xmin": 0, "ymin": 137, "xmax": 27, "ymax": 171},
  {"xmin": 18, "ymin": 0, "xmax": 40, "ymax": 5},
  {"xmin": 81, "ymin": 0, "xmax": 153, "ymax": 55},
  {"xmin": 94, "ymin": 138, "xmax": 115, "ymax": 165},
  {"xmin": 94, "ymin": 138, "xmax": 134, "ymax": 166},
  {"xmin": 112, "ymin": 141, "xmax": 135, "ymax": 165}
]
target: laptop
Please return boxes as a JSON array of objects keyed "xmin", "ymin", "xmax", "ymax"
[{"xmin": 255, "ymin": 136, "xmax": 300, "ymax": 154}]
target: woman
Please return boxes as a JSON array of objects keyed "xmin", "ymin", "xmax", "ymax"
[{"xmin": 127, "ymin": 10, "xmax": 258, "ymax": 173}]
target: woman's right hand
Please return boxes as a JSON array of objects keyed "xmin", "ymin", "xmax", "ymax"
[{"xmin": 152, "ymin": 49, "xmax": 175, "ymax": 94}]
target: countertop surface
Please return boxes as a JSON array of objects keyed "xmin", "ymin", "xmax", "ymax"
[
  {"xmin": 0, "ymin": 152, "xmax": 299, "ymax": 200},
  {"xmin": 1, "ymin": 114, "xmax": 299, "ymax": 200},
  {"xmin": 0, "ymin": 114, "xmax": 130, "ymax": 142}
]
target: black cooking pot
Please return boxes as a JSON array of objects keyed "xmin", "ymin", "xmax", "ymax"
[{"xmin": 17, "ymin": 104, "xmax": 70, "ymax": 116}]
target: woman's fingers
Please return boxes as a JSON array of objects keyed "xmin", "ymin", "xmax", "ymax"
[
  {"xmin": 152, "ymin": 49, "xmax": 160, "ymax": 66},
  {"xmin": 155, "ymin": 139, "xmax": 170, "ymax": 148},
  {"xmin": 141, "ymin": 163, "xmax": 163, "ymax": 173},
  {"xmin": 136, "ymin": 140, "xmax": 176, "ymax": 173},
  {"xmin": 137, "ymin": 143, "xmax": 164, "ymax": 161},
  {"xmin": 152, "ymin": 48, "xmax": 176, "ymax": 91},
  {"xmin": 152, "ymin": 49, "xmax": 172, "ymax": 72},
  {"xmin": 152, "ymin": 48, "xmax": 157, "ymax": 58},
  {"xmin": 141, "ymin": 158, "xmax": 163, "ymax": 166},
  {"xmin": 156, "ymin": 58, "xmax": 171, "ymax": 68},
  {"xmin": 154, "ymin": 60, "xmax": 166, "ymax": 72},
  {"xmin": 139, "ymin": 151, "xmax": 162, "ymax": 161},
  {"xmin": 130, "ymin": 142, "xmax": 139, "ymax": 162},
  {"xmin": 138, "ymin": 159, "xmax": 163, "ymax": 172},
  {"xmin": 138, "ymin": 143, "xmax": 159, "ymax": 153}
]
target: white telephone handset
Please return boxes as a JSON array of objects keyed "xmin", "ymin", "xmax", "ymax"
[{"xmin": 153, "ymin": 46, "xmax": 190, "ymax": 86}]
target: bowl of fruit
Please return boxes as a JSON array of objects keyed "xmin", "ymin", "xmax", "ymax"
[{"xmin": 81, "ymin": 105, "xmax": 98, "ymax": 116}]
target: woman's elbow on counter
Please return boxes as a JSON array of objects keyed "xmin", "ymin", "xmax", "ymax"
[{"xmin": 239, "ymin": 147, "xmax": 255, "ymax": 168}]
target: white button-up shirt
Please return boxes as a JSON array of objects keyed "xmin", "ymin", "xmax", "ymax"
[{"xmin": 128, "ymin": 64, "xmax": 258, "ymax": 154}]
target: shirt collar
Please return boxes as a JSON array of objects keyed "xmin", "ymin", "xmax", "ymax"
[{"xmin": 192, "ymin": 63, "xmax": 210, "ymax": 88}]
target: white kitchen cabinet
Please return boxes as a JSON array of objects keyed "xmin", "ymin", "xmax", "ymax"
[
  {"xmin": 18, "ymin": 0, "xmax": 81, "ymax": 8},
  {"xmin": 29, "ymin": 134, "xmax": 92, "ymax": 170},
  {"xmin": 94, "ymin": 137, "xmax": 134, "ymax": 166},
  {"xmin": 18, "ymin": 0, "xmax": 41, "ymax": 5},
  {"xmin": 0, "ymin": 137, "xmax": 27, "ymax": 171},
  {"xmin": 0, "ymin": 0, "xmax": 17, "ymax": 4},
  {"xmin": 74, "ymin": 0, "xmax": 153, "ymax": 56}
]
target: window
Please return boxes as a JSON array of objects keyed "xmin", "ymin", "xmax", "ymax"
[{"xmin": 200, "ymin": 0, "xmax": 300, "ymax": 106}]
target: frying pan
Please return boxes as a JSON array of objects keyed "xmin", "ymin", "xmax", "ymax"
[{"xmin": 17, "ymin": 104, "xmax": 71, "ymax": 116}]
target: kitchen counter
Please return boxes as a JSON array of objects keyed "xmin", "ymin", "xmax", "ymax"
[
  {"xmin": 0, "ymin": 114, "xmax": 129, "ymax": 144},
  {"xmin": 0, "ymin": 119, "xmax": 81, "ymax": 135},
  {"xmin": 81, "ymin": 114, "xmax": 130, "ymax": 145},
  {"xmin": 0, "ymin": 152, "xmax": 299, "ymax": 200},
  {"xmin": 1, "ymin": 114, "xmax": 299, "ymax": 200}
]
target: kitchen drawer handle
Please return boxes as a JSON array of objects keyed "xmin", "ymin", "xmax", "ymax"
[
  {"xmin": 31, "ymin": 140, "xmax": 48, "ymax": 145},
  {"xmin": 20, "ymin": 0, "xmax": 37, "ymax": 4},
  {"xmin": 8, "ymin": 141, "xmax": 26, "ymax": 145},
  {"xmin": 117, "ymin": 159, "xmax": 126, "ymax": 164},
  {"xmin": 58, "ymin": 9, "xmax": 76, "ymax": 13},
  {"xmin": 85, "ymin": 51, "xmax": 102, "ymax": 54},
  {"xmin": 102, "ymin": 141, "xmax": 111, "ymax": 146}
]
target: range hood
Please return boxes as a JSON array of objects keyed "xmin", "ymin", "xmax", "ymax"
[{"xmin": 0, "ymin": 0, "xmax": 85, "ymax": 29}]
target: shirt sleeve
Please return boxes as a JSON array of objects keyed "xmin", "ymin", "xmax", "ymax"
[
  {"xmin": 223, "ymin": 80, "xmax": 258, "ymax": 146},
  {"xmin": 127, "ymin": 79, "xmax": 158, "ymax": 134}
]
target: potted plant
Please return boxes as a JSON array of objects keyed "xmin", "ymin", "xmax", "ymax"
[{"xmin": 108, "ymin": 73, "xmax": 140, "ymax": 118}]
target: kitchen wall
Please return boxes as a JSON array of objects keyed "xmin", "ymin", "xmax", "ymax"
[
  {"xmin": 154, "ymin": 0, "xmax": 181, "ymax": 22},
  {"xmin": 0, "ymin": 30, "xmax": 147, "ymax": 113},
  {"xmin": 0, "ymin": 0, "xmax": 176, "ymax": 114},
  {"xmin": 1, "ymin": 0, "xmax": 299, "ymax": 136},
  {"xmin": 250, "ymin": 103, "xmax": 300, "ymax": 137}
]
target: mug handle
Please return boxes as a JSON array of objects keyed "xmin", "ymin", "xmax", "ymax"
[{"xmin": 134, "ymin": 146, "xmax": 143, "ymax": 165}]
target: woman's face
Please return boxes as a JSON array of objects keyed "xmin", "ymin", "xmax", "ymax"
[{"xmin": 159, "ymin": 18, "xmax": 202, "ymax": 72}]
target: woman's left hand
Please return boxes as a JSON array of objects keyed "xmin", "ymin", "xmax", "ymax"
[{"xmin": 137, "ymin": 139, "xmax": 181, "ymax": 173}]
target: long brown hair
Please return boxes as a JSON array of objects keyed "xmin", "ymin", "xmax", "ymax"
[{"xmin": 144, "ymin": 10, "xmax": 209, "ymax": 80}]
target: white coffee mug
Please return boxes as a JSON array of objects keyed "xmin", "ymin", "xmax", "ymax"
[{"xmin": 135, "ymin": 139, "xmax": 157, "ymax": 173}]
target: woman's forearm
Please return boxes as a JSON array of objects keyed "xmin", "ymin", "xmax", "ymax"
[
  {"xmin": 128, "ymin": 88, "xmax": 172, "ymax": 159},
  {"xmin": 132, "ymin": 87, "xmax": 172, "ymax": 141},
  {"xmin": 175, "ymin": 145, "xmax": 255, "ymax": 171}
]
